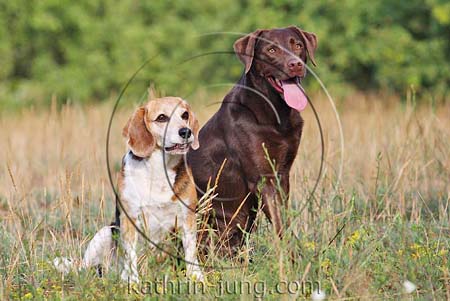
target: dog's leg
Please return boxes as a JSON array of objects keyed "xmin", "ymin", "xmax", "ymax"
[
  {"xmin": 181, "ymin": 211, "xmax": 204, "ymax": 281},
  {"xmin": 53, "ymin": 226, "xmax": 116, "ymax": 275},
  {"xmin": 260, "ymin": 178, "xmax": 284, "ymax": 237},
  {"xmin": 120, "ymin": 215, "xmax": 139, "ymax": 283}
]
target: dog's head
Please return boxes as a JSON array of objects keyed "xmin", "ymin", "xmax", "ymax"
[
  {"xmin": 122, "ymin": 97, "xmax": 200, "ymax": 157},
  {"xmin": 234, "ymin": 26, "xmax": 317, "ymax": 111}
]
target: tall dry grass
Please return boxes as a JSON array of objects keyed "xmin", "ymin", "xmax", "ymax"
[{"xmin": 0, "ymin": 93, "xmax": 449, "ymax": 299}]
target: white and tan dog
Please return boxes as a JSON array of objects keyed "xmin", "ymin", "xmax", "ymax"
[
  {"xmin": 54, "ymin": 97, "xmax": 203, "ymax": 282},
  {"xmin": 117, "ymin": 96, "xmax": 202, "ymax": 282}
]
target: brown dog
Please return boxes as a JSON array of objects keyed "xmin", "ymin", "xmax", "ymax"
[{"xmin": 187, "ymin": 26, "xmax": 317, "ymax": 253}]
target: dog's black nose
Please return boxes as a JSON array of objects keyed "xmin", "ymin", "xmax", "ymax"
[
  {"xmin": 178, "ymin": 127, "xmax": 192, "ymax": 139},
  {"xmin": 287, "ymin": 58, "xmax": 302, "ymax": 70}
]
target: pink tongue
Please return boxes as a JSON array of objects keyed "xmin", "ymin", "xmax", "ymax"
[{"xmin": 281, "ymin": 80, "xmax": 308, "ymax": 112}]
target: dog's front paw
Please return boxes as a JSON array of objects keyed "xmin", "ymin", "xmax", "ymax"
[{"xmin": 53, "ymin": 257, "xmax": 75, "ymax": 275}]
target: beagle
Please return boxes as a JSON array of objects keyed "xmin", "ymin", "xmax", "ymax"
[
  {"xmin": 54, "ymin": 97, "xmax": 203, "ymax": 282},
  {"xmin": 116, "ymin": 96, "xmax": 203, "ymax": 282}
]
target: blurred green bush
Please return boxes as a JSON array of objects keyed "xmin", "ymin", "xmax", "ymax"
[{"xmin": 0, "ymin": 0, "xmax": 449, "ymax": 108}]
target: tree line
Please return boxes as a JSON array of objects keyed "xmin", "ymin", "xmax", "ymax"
[{"xmin": 1, "ymin": 0, "xmax": 449, "ymax": 108}]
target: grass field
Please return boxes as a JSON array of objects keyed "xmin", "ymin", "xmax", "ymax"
[{"xmin": 0, "ymin": 92, "xmax": 449, "ymax": 300}]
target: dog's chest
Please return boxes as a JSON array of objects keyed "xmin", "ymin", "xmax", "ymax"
[{"xmin": 121, "ymin": 153, "xmax": 186, "ymax": 226}]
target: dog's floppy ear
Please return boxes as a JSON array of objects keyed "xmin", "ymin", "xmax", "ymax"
[
  {"xmin": 122, "ymin": 106, "xmax": 155, "ymax": 157},
  {"xmin": 188, "ymin": 107, "xmax": 200, "ymax": 150},
  {"xmin": 233, "ymin": 29, "xmax": 265, "ymax": 74},
  {"xmin": 289, "ymin": 26, "xmax": 318, "ymax": 67}
]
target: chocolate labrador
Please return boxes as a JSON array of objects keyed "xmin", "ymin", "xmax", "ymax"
[{"xmin": 187, "ymin": 26, "xmax": 317, "ymax": 253}]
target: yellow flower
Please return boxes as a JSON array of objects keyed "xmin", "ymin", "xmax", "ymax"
[
  {"xmin": 305, "ymin": 241, "xmax": 315, "ymax": 251},
  {"xmin": 410, "ymin": 243, "xmax": 421, "ymax": 250},
  {"xmin": 321, "ymin": 258, "xmax": 331, "ymax": 269},
  {"xmin": 410, "ymin": 243, "xmax": 427, "ymax": 258},
  {"xmin": 320, "ymin": 258, "xmax": 333, "ymax": 277},
  {"xmin": 348, "ymin": 230, "xmax": 361, "ymax": 246},
  {"xmin": 23, "ymin": 292, "xmax": 33, "ymax": 300},
  {"xmin": 438, "ymin": 248, "xmax": 448, "ymax": 256}
]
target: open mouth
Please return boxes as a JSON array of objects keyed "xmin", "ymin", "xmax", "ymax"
[
  {"xmin": 266, "ymin": 76, "xmax": 308, "ymax": 112},
  {"xmin": 164, "ymin": 143, "xmax": 191, "ymax": 153},
  {"xmin": 266, "ymin": 76, "xmax": 300, "ymax": 94}
]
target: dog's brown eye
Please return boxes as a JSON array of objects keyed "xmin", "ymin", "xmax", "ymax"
[
  {"xmin": 155, "ymin": 114, "xmax": 169, "ymax": 122},
  {"xmin": 181, "ymin": 111, "xmax": 189, "ymax": 120},
  {"xmin": 295, "ymin": 43, "xmax": 303, "ymax": 49},
  {"xmin": 268, "ymin": 47, "xmax": 276, "ymax": 53}
]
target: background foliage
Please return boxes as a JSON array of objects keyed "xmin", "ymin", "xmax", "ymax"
[{"xmin": 1, "ymin": 0, "xmax": 449, "ymax": 108}]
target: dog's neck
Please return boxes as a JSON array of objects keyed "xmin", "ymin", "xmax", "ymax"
[{"xmin": 128, "ymin": 149, "xmax": 183, "ymax": 170}]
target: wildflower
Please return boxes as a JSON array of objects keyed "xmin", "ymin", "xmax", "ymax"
[
  {"xmin": 348, "ymin": 229, "xmax": 361, "ymax": 246},
  {"xmin": 410, "ymin": 243, "xmax": 421, "ymax": 250},
  {"xmin": 409, "ymin": 243, "xmax": 426, "ymax": 259},
  {"xmin": 320, "ymin": 258, "xmax": 331, "ymax": 270},
  {"xmin": 403, "ymin": 280, "xmax": 416, "ymax": 294},
  {"xmin": 438, "ymin": 248, "xmax": 448, "ymax": 256},
  {"xmin": 305, "ymin": 241, "xmax": 316, "ymax": 251},
  {"xmin": 311, "ymin": 289, "xmax": 326, "ymax": 300}
]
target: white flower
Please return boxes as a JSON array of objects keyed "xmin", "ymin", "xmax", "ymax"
[
  {"xmin": 311, "ymin": 289, "xmax": 326, "ymax": 300},
  {"xmin": 403, "ymin": 280, "xmax": 417, "ymax": 294}
]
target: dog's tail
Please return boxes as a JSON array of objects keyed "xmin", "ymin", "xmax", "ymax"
[
  {"xmin": 53, "ymin": 225, "xmax": 117, "ymax": 275},
  {"xmin": 111, "ymin": 193, "xmax": 121, "ymax": 248}
]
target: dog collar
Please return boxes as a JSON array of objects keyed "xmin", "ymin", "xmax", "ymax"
[{"xmin": 128, "ymin": 151, "xmax": 145, "ymax": 161}]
